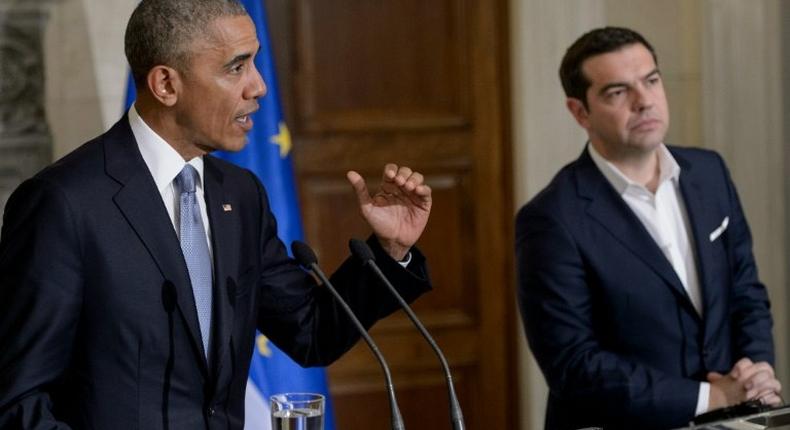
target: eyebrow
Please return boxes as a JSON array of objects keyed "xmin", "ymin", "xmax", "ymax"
[
  {"xmin": 222, "ymin": 46, "xmax": 261, "ymax": 69},
  {"xmin": 223, "ymin": 53, "xmax": 252, "ymax": 69},
  {"xmin": 598, "ymin": 68, "xmax": 661, "ymax": 95}
]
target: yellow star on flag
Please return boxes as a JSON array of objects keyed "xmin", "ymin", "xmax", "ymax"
[
  {"xmin": 256, "ymin": 334, "xmax": 272, "ymax": 357},
  {"xmin": 270, "ymin": 121, "xmax": 292, "ymax": 158}
]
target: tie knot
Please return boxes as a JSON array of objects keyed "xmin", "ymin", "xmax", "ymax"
[{"xmin": 176, "ymin": 164, "xmax": 199, "ymax": 194}]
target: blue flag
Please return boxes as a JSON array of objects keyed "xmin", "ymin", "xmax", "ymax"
[{"xmin": 124, "ymin": 2, "xmax": 336, "ymax": 429}]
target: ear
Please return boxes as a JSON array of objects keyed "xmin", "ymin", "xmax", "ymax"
[
  {"xmin": 566, "ymin": 98, "xmax": 590, "ymax": 129},
  {"xmin": 146, "ymin": 65, "xmax": 181, "ymax": 107}
]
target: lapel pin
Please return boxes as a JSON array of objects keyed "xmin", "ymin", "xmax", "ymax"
[{"xmin": 222, "ymin": 204, "xmax": 233, "ymax": 212}]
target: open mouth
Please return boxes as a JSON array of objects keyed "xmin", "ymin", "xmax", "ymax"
[
  {"xmin": 234, "ymin": 112, "xmax": 255, "ymax": 130},
  {"xmin": 234, "ymin": 106, "xmax": 258, "ymax": 129}
]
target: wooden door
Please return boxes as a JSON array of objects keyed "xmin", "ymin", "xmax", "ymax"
[{"xmin": 267, "ymin": 0, "xmax": 515, "ymax": 428}]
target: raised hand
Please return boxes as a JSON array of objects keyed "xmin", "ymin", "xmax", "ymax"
[{"xmin": 346, "ymin": 164, "xmax": 432, "ymax": 261}]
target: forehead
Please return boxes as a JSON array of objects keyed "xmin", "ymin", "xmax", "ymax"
[
  {"xmin": 581, "ymin": 43, "xmax": 656, "ymax": 87},
  {"xmin": 190, "ymin": 15, "xmax": 259, "ymax": 59}
]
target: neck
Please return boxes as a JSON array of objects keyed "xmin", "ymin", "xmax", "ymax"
[
  {"xmin": 592, "ymin": 141, "xmax": 661, "ymax": 193},
  {"xmin": 135, "ymin": 95, "xmax": 206, "ymax": 161},
  {"xmin": 617, "ymin": 153, "xmax": 660, "ymax": 193}
]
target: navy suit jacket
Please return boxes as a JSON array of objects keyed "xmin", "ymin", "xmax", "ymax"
[
  {"xmin": 0, "ymin": 117, "xmax": 431, "ymax": 429},
  {"xmin": 516, "ymin": 146, "xmax": 773, "ymax": 430}
]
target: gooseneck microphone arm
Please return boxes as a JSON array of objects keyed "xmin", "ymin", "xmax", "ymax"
[
  {"xmin": 291, "ymin": 240, "xmax": 405, "ymax": 430},
  {"xmin": 349, "ymin": 239, "xmax": 465, "ymax": 430}
]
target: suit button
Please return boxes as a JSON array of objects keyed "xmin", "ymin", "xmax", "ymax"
[{"xmin": 207, "ymin": 407, "xmax": 216, "ymax": 417}]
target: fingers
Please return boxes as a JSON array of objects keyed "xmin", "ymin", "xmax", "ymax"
[
  {"xmin": 730, "ymin": 357, "xmax": 754, "ymax": 379},
  {"xmin": 710, "ymin": 360, "xmax": 783, "ymax": 409},
  {"xmin": 346, "ymin": 170, "xmax": 372, "ymax": 206},
  {"xmin": 729, "ymin": 359, "xmax": 781, "ymax": 402},
  {"xmin": 745, "ymin": 371, "xmax": 781, "ymax": 400},
  {"xmin": 734, "ymin": 361, "xmax": 774, "ymax": 387},
  {"xmin": 759, "ymin": 392, "xmax": 783, "ymax": 407},
  {"xmin": 737, "ymin": 360, "xmax": 773, "ymax": 381},
  {"xmin": 382, "ymin": 165, "xmax": 412, "ymax": 188},
  {"xmin": 381, "ymin": 164, "xmax": 432, "ymax": 202},
  {"xmin": 382, "ymin": 163, "xmax": 398, "ymax": 178}
]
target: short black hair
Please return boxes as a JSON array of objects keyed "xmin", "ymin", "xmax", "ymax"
[
  {"xmin": 559, "ymin": 26, "xmax": 657, "ymax": 108},
  {"xmin": 124, "ymin": 0, "xmax": 248, "ymax": 88}
]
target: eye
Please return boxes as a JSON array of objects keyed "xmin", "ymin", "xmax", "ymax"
[
  {"xmin": 605, "ymin": 88, "xmax": 626, "ymax": 100},
  {"xmin": 647, "ymin": 75, "xmax": 661, "ymax": 86},
  {"xmin": 230, "ymin": 63, "xmax": 245, "ymax": 74}
]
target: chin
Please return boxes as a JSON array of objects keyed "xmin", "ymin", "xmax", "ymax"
[
  {"xmin": 630, "ymin": 133, "xmax": 665, "ymax": 150},
  {"xmin": 220, "ymin": 138, "xmax": 250, "ymax": 153}
]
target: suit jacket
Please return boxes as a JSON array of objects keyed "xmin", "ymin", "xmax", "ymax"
[
  {"xmin": 515, "ymin": 146, "xmax": 773, "ymax": 430},
  {"xmin": 0, "ymin": 117, "xmax": 431, "ymax": 429}
]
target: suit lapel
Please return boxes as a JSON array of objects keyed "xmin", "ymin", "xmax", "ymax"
[
  {"xmin": 673, "ymin": 150, "xmax": 719, "ymax": 327},
  {"xmin": 203, "ymin": 156, "xmax": 239, "ymax": 384},
  {"xmin": 574, "ymin": 149, "xmax": 698, "ymax": 316},
  {"xmin": 105, "ymin": 117, "xmax": 208, "ymax": 375}
]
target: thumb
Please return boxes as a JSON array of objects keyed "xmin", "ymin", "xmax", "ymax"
[{"xmin": 346, "ymin": 170, "xmax": 371, "ymax": 207}]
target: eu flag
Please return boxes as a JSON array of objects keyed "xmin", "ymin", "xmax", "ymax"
[
  {"xmin": 124, "ymin": 2, "xmax": 336, "ymax": 429},
  {"xmin": 216, "ymin": 1, "xmax": 337, "ymax": 428}
]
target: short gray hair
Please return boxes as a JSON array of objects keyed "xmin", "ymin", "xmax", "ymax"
[{"xmin": 124, "ymin": 0, "xmax": 248, "ymax": 87}]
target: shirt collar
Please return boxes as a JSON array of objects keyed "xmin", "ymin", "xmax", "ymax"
[
  {"xmin": 588, "ymin": 143, "xmax": 680, "ymax": 195},
  {"xmin": 128, "ymin": 104, "xmax": 204, "ymax": 192}
]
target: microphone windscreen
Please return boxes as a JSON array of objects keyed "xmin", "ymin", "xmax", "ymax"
[
  {"xmin": 349, "ymin": 238, "xmax": 376, "ymax": 262},
  {"xmin": 291, "ymin": 240, "xmax": 318, "ymax": 267}
]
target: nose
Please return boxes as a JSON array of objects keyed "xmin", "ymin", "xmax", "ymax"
[
  {"xmin": 245, "ymin": 63, "xmax": 267, "ymax": 100},
  {"xmin": 633, "ymin": 85, "xmax": 653, "ymax": 112}
]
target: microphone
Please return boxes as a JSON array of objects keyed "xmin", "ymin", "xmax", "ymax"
[
  {"xmin": 291, "ymin": 240, "xmax": 405, "ymax": 430},
  {"xmin": 349, "ymin": 239, "xmax": 465, "ymax": 430},
  {"xmin": 161, "ymin": 280, "xmax": 177, "ymax": 430}
]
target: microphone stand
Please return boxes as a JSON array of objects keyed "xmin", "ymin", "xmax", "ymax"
[
  {"xmin": 291, "ymin": 240, "xmax": 405, "ymax": 430},
  {"xmin": 349, "ymin": 239, "xmax": 465, "ymax": 430}
]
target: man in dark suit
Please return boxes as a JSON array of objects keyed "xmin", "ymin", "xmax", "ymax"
[
  {"xmin": 0, "ymin": 0, "xmax": 433, "ymax": 428},
  {"xmin": 516, "ymin": 27, "xmax": 781, "ymax": 429}
]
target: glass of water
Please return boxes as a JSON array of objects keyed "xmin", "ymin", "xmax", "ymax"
[{"xmin": 270, "ymin": 392, "xmax": 324, "ymax": 430}]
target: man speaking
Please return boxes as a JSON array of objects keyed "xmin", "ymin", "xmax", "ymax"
[{"xmin": 0, "ymin": 0, "xmax": 433, "ymax": 428}]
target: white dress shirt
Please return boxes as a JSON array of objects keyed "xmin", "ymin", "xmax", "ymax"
[
  {"xmin": 588, "ymin": 143, "xmax": 709, "ymax": 415},
  {"xmin": 128, "ymin": 105, "xmax": 407, "ymax": 273},
  {"xmin": 128, "ymin": 104, "xmax": 213, "ymax": 262}
]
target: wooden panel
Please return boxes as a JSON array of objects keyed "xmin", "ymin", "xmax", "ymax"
[
  {"xmin": 330, "ymin": 329, "xmax": 479, "ymax": 377},
  {"xmin": 301, "ymin": 171, "xmax": 476, "ymax": 318},
  {"xmin": 295, "ymin": 0, "xmax": 470, "ymax": 131},
  {"xmin": 267, "ymin": 0, "xmax": 516, "ymax": 427},
  {"xmin": 331, "ymin": 366, "xmax": 476, "ymax": 430}
]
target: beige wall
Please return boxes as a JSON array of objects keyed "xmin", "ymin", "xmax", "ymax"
[
  {"xmin": 45, "ymin": 0, "xmax": 136, "ymax": 159},
  {"xmin": 40, "ymin": 1, "xmax": 789, "ymax": 429},
  {"xmin": 511, "ymin": 1, "xmax": 787, "ymax": 429}
]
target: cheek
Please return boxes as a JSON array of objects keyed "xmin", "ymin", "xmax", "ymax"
[
  {"xmin": 592, "ymin": 111, "xmax": 624, "ymax": 133},
  {"xmin": 204, "ymin": 103, "xmax": 234, "ymax": 129}
]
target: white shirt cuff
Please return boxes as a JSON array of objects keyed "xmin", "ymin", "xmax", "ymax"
[
  {"xmin": 695, "ymin": 381, "xmax": 711, "ymax": 416},
  {"xmin": 398, "ymin": 252, "xmax": 412, "ymax": 267}
]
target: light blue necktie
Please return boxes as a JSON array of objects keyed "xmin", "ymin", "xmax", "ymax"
[{"xmin": 175, "ymin": 164, "xmax": 213, "ymax": 358}]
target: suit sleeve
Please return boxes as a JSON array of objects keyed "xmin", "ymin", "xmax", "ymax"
[
  {"xmin": 516, "ymin": 206, "xmax": 698, "ymax": 429},
  {"xmin": 248, "ymin": 173, "xmax": 432, "ymax": 366},
  {"xmin": 0, "ymin": 178, "xmax": 81, "ymax": 429},
  {"xmin": 716, "ymin": 155, "xmax": 774, "ymax": 364}
]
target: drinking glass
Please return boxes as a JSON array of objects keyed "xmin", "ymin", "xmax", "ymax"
[{"xmin": 270, "ymin": 392, "xmax": 324, "ymax": 430}]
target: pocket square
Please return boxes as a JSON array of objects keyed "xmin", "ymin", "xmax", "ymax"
[{"xmin": 709, "ymin": 216, "xmax": 729, "ymax": 242}]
